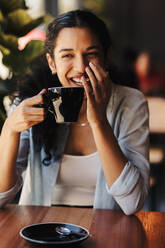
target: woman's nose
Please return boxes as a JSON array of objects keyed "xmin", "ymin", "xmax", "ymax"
[{"xmin": 73, "ymin": 55, "xmax": 87, "ymax": 72}]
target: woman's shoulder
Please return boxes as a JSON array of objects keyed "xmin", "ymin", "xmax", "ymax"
[
  {"xmin": 107, "ymin": 83, "xmax": 148, "ymax": 116},
  {"xmin": 113, "ymin": 83, "xmax": 145, "ymax": 99},
  {"xmin": 112, "ymin": 83, "xmax": 147, "ymax": 105}
]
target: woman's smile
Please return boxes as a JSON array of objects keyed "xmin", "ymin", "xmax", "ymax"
[{"xmin": 69, "ymin": 74, "xmax": 90, "ymax": 87}]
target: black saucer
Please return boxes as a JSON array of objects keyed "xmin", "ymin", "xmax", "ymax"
[{"xmin": 20, "ymin": 222, "xmax": 89, "ymax": 247}]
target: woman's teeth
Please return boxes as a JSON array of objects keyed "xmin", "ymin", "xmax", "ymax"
[
  {"xmin": 71, "ymin": 78, "xmax": 83, "ymax": 85},
  {"xmin": 71, "ymin": 77, "xmax": 89, "ymax": 84}
]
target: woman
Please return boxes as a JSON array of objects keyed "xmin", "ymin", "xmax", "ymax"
[{"xmin": 0, "ymin": 10, "xmax": 149, "ymax": 215}]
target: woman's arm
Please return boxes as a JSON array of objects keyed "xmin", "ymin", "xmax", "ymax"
[
  {"xmin": 83, "ymin": 62, "xmax": 128, "ymax": 186},
  {"xmin": 93, "ymin": 92, "xmax": 149, "ymax": 214},
  {"xmin": 0, "ymin": 127, "xmax": 20, "ymax": 192},
  {"xmin": 90, "ymin": 119, "xmax": 127, "ymax": 187},
  {"xmin": 83, "ymin": 62, "xmax": 149, "ymax": 214},
  {"xmin": 0, "ymin": 91, "xmax": 45, "ymax": 193},
  {"xmin": 0, "ymin": 130, "xmax": 29, "ymax": 207}
]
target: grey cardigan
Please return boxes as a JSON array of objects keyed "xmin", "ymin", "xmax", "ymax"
[{"xmin": 0, "ymin": 83, "xmax": 150, "ymax": 215}]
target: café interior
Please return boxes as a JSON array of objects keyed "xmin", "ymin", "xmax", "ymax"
[{"xmin": 1, "ymin": 0, "xmax": 165, "ymax": 247}]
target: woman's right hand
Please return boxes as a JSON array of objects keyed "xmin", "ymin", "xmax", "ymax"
[{"xmin": 4, "ymin": 89, "xmax": 46, "ymax": 134}]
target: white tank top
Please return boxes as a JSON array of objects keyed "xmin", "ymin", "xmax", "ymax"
[{"xmin": 51, "ymin": 152, "xmax": 100, "ymax": 206}]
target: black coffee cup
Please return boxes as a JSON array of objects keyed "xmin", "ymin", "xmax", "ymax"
[{"xmin": 43, "ymin": 87, "xmax": 84, "ymax": 123}]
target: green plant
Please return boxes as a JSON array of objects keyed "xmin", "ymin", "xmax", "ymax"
[{"xmin": 0, "ymin": 0, "xmax": 52, "ymax": 130}]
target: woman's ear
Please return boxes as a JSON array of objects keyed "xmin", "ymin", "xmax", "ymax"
[{"xmin": 46, "ymin": 53, "xmax": 56, "ymax": 74}]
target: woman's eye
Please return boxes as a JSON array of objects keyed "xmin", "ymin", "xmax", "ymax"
[
  {"xmin": 62, "ymin": 54, "xmax": 73, "ymax": 58},
  {"xmin": 86, "ymin": 52, "xmax": 99, "ymax": 57}
]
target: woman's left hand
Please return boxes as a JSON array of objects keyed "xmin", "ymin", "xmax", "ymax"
[{"xmin": 82, "ymin": 62, "xmax": 111, "ymax": 127}]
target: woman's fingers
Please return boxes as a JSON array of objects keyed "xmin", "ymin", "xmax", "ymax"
[
  {"xmin": 20, "ymin": 91, "xmax": 46, "ymax": 118},
  {"xmin": 15, "ymin": 91, "xmax": 46, "ymax": 130},
  {"xmin": 87, "ymin": 62, "xmax": 111, "ymax": 101},
  {"xmin": 22, "ymin": 95, "xmax": 43, "ymax": 107},
  {"xmin": 85, "ymin": 65, "xmax": 102, "ymax": 101},
  {"xmin": 82, "ymin": 76, "xmax": 94, "ymax": 101},
  {"xmin": 38, "ymin": 89, "xmax": 47, "ymax": 95},
  {"xmin": 22, "ymin": 89, "xmax": 46, "ymax": 107},
  {"xmin": 5, "ymin": 90, "xmax": 48, "ymax": 134},
  {"xmin": 82, "ymin": 62, "xmax": 112, "ymax": 125},
  {"xmin": 17, "ymin": 105, "xmax": 45, "ymax": 124},
  {"xmin": 88, "ymin": 62, "xmax": 103, "ymax": 83},
  {"xmin": 22, "ymin": 113, "xmax": 45, "ymax": 122},
  {"xmin": 90, "ymin": 62, "xmax": 108, "ymax": 77},
  {"xmin": 21, "ymin": 106, "xmax": 45, "ymax": 116}
]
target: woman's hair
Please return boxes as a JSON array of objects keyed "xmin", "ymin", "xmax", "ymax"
[
  {"xmin": 16, "ymin": 10, "xmax": 112, "ymax": 165},
  {"xmin": 45, "ymin": 9, "xmax": 112, "ymax": 58}
]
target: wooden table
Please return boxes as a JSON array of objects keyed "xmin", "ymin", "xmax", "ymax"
[{"xmin": 0, "ymin": 205, "xmax": 165, "ymax": 248}]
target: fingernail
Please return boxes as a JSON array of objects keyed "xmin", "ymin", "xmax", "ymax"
[
  {"xmin": 89, "ymin": 62, "xmax": 96, "ymax": 66},
  {"xmin": 85, "ymin": 66, "xmax": 90, "ymax": 72}
]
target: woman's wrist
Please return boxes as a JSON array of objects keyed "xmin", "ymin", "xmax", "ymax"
[
  {"xmin": 90, "ymin": 117, "xmax": 109, "ymax": 130},
  {"xmin": 2, "ymin": 119, "xmax": 20, "ymax": 138}
]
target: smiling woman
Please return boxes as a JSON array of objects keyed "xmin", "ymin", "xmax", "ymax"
[{"xmin": 0, "ymin": 10, "xmax": 149, "ymax": 215}]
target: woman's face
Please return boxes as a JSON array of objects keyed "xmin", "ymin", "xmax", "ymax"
[{"xmin": 47, "ymin": 27, "xmax": 106, "ymax": 87}]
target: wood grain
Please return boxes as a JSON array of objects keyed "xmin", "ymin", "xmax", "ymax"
[
  {"xmin": 89, "ymin": 209, "xmax": 147, "ymax": 248},
  {"xmin": 137, "ymin": 211, "xmax": 165, "ymax": 248},
  {"xmin": 1, "ymin": 205, "xmax": 165, "ymax": 248}
]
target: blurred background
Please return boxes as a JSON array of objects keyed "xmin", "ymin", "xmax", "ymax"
[
  {"xmin": 1, "ymin": 0, "xmax": 165, "ymax": 117},
  {"xmin": 1, "ymin": 0, "xmax": 165, "ymax": 211}
]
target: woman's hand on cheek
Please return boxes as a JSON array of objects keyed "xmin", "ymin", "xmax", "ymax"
[
  {"xmin": 5, "ymin": 89, "xmax": 46, "ymax": 134},
  {"xmin": 82, "ymin": 62, "xmax": 111, "ymax": 127}
]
